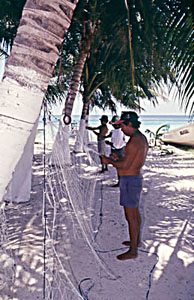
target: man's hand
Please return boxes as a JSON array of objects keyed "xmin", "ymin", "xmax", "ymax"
[
  {"xmin": 105, "ymin": 141, "xmax": 112, "ymax": 146},
  {"xmin": 101, "ymin": 155, "xmax": 109, "ymax": 164},
  {"xmin": 86, "ymin": 126, "xmax": 93, "ymax": 131},
  {"xmin": 109, "ymin": 153, "xmax": 120, "ymax": 161}
]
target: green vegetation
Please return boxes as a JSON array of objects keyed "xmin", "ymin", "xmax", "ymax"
[{"xmin": 0, "ymin": 0, "xmax": 193, "ymax": 115}]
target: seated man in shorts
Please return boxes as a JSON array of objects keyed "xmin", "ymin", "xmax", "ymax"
[{"xmin": 102, "ymin": 111, "xmax": 148, "ymax": 260}]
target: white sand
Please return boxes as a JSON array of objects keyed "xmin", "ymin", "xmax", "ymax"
[{"xmin": 0, "ymin": 142, "xmax": 194, "ymax": 300}]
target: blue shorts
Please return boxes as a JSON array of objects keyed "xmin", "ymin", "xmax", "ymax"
[{"xmin": 120, "ymin": 175, "xmax": 143, "ymax": 208}]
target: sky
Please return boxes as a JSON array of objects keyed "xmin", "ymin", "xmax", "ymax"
[
  {"xmin": 52, "ymin": 91, "xmax": 188, "ymax": 116},
  {"xmin": 0, "ymin": 58, "xmax": 191, "ymax": 116}
]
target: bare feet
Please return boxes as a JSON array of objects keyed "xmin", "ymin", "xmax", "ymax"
[
  {"xmin": 117, "ymin": 250, "xmax": 137, "ymax": 260},
  {"xmin": 122, "ymin": 240, "xmax": 142, "ymax": 247}
]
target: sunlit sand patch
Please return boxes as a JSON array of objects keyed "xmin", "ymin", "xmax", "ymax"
[
  {"xmin": 177, "ymin": 249, "xmax": 194, "ymax": 267},
  {"xmin": 1, "ymin": 140, "xmax": 193, "ymax": 299},
  {"xmin": 60, "ymin": 197, "xmax": 68, "ymax": 203},
  {"xmin": 152, "ymin": 242, "xmax": 175, "ymax": 281}
]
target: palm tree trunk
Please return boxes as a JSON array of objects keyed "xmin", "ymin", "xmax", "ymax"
[
  {"xmin": 74, "ymin": 97, "xmax": 90, "ymax": 153},
  {"xmin": 63, "ymin": 38, "xmax": 92, "ymax": 116},
  {"xmin": 54, "ymin": 37, "xmax": 93, "ymax": 158},
  {"xmin": 83, "ymin": 102, "xmax": 90, "ymax": 151},
  {"xmin": 3, "ymin": 116, "xmax": 40, "ymax": 203},
  {"xmin": 0, "ymin": 0, "xmax": 78, "ymax": 202}
]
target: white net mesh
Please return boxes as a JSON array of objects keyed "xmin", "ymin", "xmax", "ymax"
[
  {"xmin": 43, "ymin": 119, "xmax": 119, "ymax": 299},
  {"xmin": 1, "ymin": 112, "xmax": 193, "ymax": 299},
  {"xmin": 0, "ymin": 115, "xmax": 139, "ymax": 299}
]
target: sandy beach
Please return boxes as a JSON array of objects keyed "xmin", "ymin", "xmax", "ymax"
[{"xmin": 0, "ymin": 139, "xmax": 193, "ymax": 300}]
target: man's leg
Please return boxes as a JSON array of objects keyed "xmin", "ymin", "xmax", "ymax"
[
  {"xmin": 136, "ymin": 206, "xmax": 142, "ymax": 243},
  {"xmin": 122, "ymin": 205, "xmax": 142, "ymax": 246},
  {"xmin": 104, "ymin": 164, "xmax": 108, "ymax": 171},
  {"xmin": 99, "ymin": 156, "xmax": 104, "ymax": 172},
  {"xmin": 99, "ymin": 141, "xmax": 108, "ymax": 172},
  {"xmin": 117, "ymin": 207, "xmax": 140, "ymax": 260},
  {"xmin": 99, "ymin": 156, "xmax": 108, "ymax": 172}
]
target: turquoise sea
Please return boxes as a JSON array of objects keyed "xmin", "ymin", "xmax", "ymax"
[
  {"xmin": 73, "ymin": 114, "xmax": 191, "ymax": 132},
  {"xmin": 36, "ymin": 114, "xmax": 192, "ymax": 143}
]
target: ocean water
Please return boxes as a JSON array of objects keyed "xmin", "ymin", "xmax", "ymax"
[
  {"xmin": 36, "ymin": 114, "xmax": 192, "ymax": 143},
  {"xmin": 74, "ymin": 114, "xmax": 191, "ymax": 132}
]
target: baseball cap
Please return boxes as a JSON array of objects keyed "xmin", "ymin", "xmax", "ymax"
[
  {"xmin": 109, "ymin": 115, "xmax": 120, "ymax": 124},
  {"xmin": 114, "ymin": 111, "xmax": 141, "ymax": 128},
  {"xmin": 99, "ymin": 115, "xmax": 108, "ymax": 123}
]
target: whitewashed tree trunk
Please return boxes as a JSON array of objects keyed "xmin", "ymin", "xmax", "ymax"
[
  {"xmin": 74, "ymin": 97, "xmax": 90, "ymax": 152},
  {"xmin": 51, "ymin": 120, "xmax": 71, "ymax": 165},
  {"xmin": 74, "ymin": 119, "xmax": 86, "ymax": 153},
  {"xmin": 53, "ymin": 38, "xmax": 92, "ymax": 158},
  {"xmin": 0, "ymin": 0, "xmax": 78, "ymax": 202},
  {"xmin": 3, "ymin": 116, "xmax": 40, "ymax": 203},
  {"xmin": 83, "ymin": 114, "xmax": 90, "ymax": 150},
  {"xmin": 74, "ymin": 114, "xmax": 90, "ymax": 153}
]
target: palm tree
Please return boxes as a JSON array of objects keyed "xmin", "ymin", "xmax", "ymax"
[
  {"xmin": 71, "ymin": 0, "xmax": 193, "ymax": 153},
  {"xmin": 0, "ymin": 0, "xmax": 26, "ymax": 57},
  {"xmin": 0, "ymin": 0, "xmax": 78, "ymax": 202},
  {"xmin": 1, "ymin": 0, "xmax": 193, "ymax": 201},
  {"xmin": 73, "ymin": 33, "xmax": 155, "ymax": 153},
  {"xmin": 53, "ymin": 0, "xmax": 115, "ymax": 158},
  {"xmin": 153, "ymin": 0, "xmax": 193, "ymax": 113},
  {"xmin": 63, "ymin": 0, "xmax": 193, "ymax": 120}
]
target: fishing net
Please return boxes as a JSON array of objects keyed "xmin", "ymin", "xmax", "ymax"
[
  {"xmin": 42, "ymin": 117, "xmax": 119, "ymax": 299},
  {"xmin": 0, "ymin": 113, "xmax": 163, "ymax": 300}
]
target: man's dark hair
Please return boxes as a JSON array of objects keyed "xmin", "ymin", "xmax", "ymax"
[
  {"xmin": 100, "ymin": 115, "xmax": 108, "ymax": 123},
  {"xmin": 121, "ymin": 111, "xmax": 141, "ymax": 129}
]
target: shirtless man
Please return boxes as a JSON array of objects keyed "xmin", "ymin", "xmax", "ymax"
[
  {"xmin": 86, "ymin": 115, "xmax": 109, "ymax": 172},
  {"xmin": 102, "ymin": 111, "xmax": 148, "ymax": 260}
]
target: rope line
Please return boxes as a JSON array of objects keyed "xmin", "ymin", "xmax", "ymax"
[
  {"xmin": 0, "ymin": 113, "xmax": 35, "ymax": 124},
  {"xmin": 93, "ymin": 175, "xmax": 104, "ymax": 241},
  {"xmin": 43, "ymin": 101, "xmax": 47, "ymax": 299},
  {"xmin": 78, "ymin": 278, "xmax": 95, "ymax": 300},
  {"xmin": 91, "ymin": 168, "xmax": 159, "ymax": 300},
  {"xmin": 95, "ymin": 246, "xmax": 159, "ymax": 300}
]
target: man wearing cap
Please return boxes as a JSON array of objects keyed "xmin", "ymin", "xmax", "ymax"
[
  {"xmin": 86, "ymin": 115, "xmax": 109, "ymax": 173},
  {"xmin": 102, "ymin": 111, "xmax": 148, "ymax": 260},
  {"xmin": 105, "ymin": 115, "xmax": 126, "ymax": 187}
]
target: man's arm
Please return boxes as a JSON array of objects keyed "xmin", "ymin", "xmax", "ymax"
[
  {"xmin": 105, "ymin": 140, "xmax": 113, "ymax": 147},
  {"xmin": 104, "ymin": 132, "xmax": 112, "ymax": 146},
  {"xmin": 86, "ymin": 126, "xmax": 101, "ymax": 137},
  {"xmin": 86, "ymin": 126, "xmax": 99, "ymax": 131},
  {"xmin": 102, "ymin": 139, "xmax": 138, "ymax": 169},
  {"xmin": 102, "ymin": 155, "xmax": 125, "ymax": 169},
  {"xmin": 93, "ymin": 130, "xmax": 99, "ymax": 136},
  {"xmin": 104, "ymin": 132, "xmax": 112, "ymax": 139}
]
